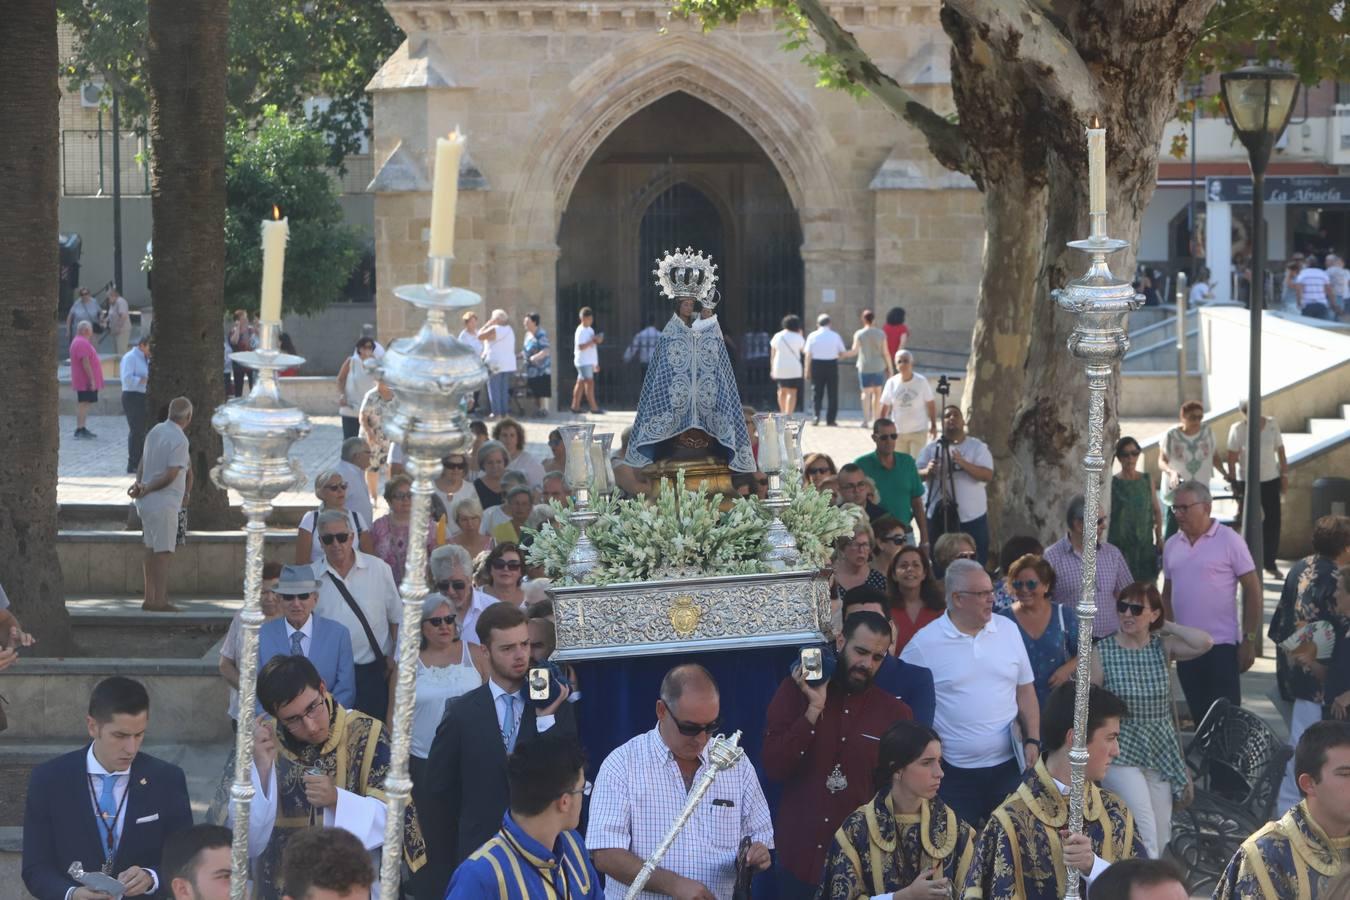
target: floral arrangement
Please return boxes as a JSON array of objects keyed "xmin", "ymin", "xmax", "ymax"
[{"xmin": 525, "ymin": 469, "xmax": 857, "ymax": 586}]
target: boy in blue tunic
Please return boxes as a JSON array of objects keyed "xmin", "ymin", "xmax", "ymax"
[{"xmin": 446, "ymin": 733, "xmax": 600, "ymax": 899}]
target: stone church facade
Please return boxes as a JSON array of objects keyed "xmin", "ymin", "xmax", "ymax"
[{"xmin": 368, "ymin": 0, "xmax": 982, "ymax": 407}]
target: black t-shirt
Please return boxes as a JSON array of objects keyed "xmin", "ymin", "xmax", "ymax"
[{"xmin": 473, "ymin": 478, "xmax": 504, "ymax": 510}]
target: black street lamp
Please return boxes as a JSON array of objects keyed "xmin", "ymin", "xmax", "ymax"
[{"xmin": 1219, "ymin": 65, "xmax": 1299, "ymax": 574}]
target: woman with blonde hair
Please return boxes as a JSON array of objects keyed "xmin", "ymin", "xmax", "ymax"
[
  {"xmin": 448, "ymin": 496, "xmax": 493, "ymax": 562},
  {"xmin": 833, "ymin": 519, "xmax": 887, "ymax": 597}
]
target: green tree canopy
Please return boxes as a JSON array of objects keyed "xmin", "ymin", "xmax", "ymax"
[
  {"xmin": 58, "ymin": 0, "xmax": 402, "ymax": 164},
  {"xmin": 225, "ymin": 109, "xmax": 361, "ymax": 315}
]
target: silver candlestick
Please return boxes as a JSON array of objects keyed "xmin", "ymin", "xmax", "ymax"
[
  {"xmin": 210, "ymin": 323, "xmax": 311, "ymax": 900},
  {"xmin": 754, "ymin": 412, "xmax": 799, "ymax": 571},
  {"xmin": 626, "ymin": 731, "xmax": 746, "ymax": 898},
  {"xmin": 375, "ymin": 255, "xmax": 487, "ymax": 899},
  {"xmin": 1051, "ymin": 214, "xmax": 1142, "ymax": 900},
  {"xmin": 559, "ymin": 423, "xmax": 598, "ymax": 580}
]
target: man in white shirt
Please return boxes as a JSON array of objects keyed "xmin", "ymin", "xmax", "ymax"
[
  {"xmin": 1225, "ymin": 399, "xmax": 1288, "ymax": 576},
  {"xmin": 900, "ymin": 560, "xmax": 1040, "ymax": 827},
  {"xmin": 878, "ymin": 351, "xmax": 937, "ymax": 457},
  {"xmin": 1188, "ymin": 268, "xmax": 1215, "ymax": 306},
  {"xmin": 119, "ymin": 336, "xmax": 151, "ymax": 474},
  {"xmin": 571, "ymin": 306, "xmax": 604, "ymax": 415},
  {"xmin": 104, "ymin": 286, "xmax": 132, "ymax": 356},
  {"xmin": 804, "ymin": 313, "xmax": 846, "ymax": 426},
  {"xmin": 313, "ymin": 509, "xmax": 401, "ymax": 721},
  {"xmin": 588, "ymin": 665, "xmax": 773, "ymax": 899},
  {"xmin": 129, "ymin": 397, "xmax": 192, "ymax": 612},
  {"xmin": 477, "ymin": 308, "xmax": 518, "ymax": 419},
  {"xmin": 915, "ymin": 405, "xmax": 995, "ymax": 564},
  {"xmin": 1295, "ymin": 256, "xmax": 1334, "ymax": 319},
  {"xmin": 239, "ymin": 655, "xmax": 426, "ymax": 900},
  {"xmin": 335, "ymin": 438, "xmax": 375, "ymax": 530}
]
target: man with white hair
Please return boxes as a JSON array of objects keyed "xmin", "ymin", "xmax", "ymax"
[
  {"xmin": 429, "ymin": 544, "xmax": 495, "ymax": 647},
  {"xmin": 336, "ymin": 436, "xmax": 375, "ymax": 528},
  {"xmin": 878, "ymin": 350, "xmax": 937, "ymax": 458},
  {"xmin": 69, "ymin": 320, "xmax": 105, "ymax": 439},
  {"xmin": 477, "ymin": 308, "xmax": 518, "ymax": 418},
  {"xmin": 130, "ymin": 397, "xmax": 193, "ymax": 611},
  {"xmin": 901, "ymin": 558, "xmax": 1041, "ymax": 826},
  {"xmin": 804, "ymin": 313, "xmax": 845, "ymax": 426}
]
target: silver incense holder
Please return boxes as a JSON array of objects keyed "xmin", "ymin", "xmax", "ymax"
[
  {"xmin": 559, "ymin": 423, "xmax": 599, "ymax": 580},
  {"xmin": 754, "ymin": 412, "xmax": 799, "ymax": 571},
  {"xmin": 1051, "ymin": 213, "xmax": 1142, "ymax": 900},
  {"xmin": 376, "ymin": 255, "xmax": 487, "ymax": 899},
  {"xmin": 210, "ymin": 322, "xmax": 311, "ymax": 900},
  {"xmin": 625, "ymin": 731, "xmax": 745, "ymax": 898}
]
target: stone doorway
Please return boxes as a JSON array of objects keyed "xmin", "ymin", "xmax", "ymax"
[{"xmin": 555, "ymin": 91, "xmax": 803, "ymax": 410}]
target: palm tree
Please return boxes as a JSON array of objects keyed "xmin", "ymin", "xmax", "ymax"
[
  {"xmin": 146, "ymin": 0, "xmax": 232, "ymax": 528},
  {"xmin": 0, "ymin": 0, "xmax": 74, "ymax": 650}
]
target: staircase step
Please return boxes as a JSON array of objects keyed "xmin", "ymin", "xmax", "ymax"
[
  {"xmin": 1283, "ymin": 433, "xmax": 1323, "ymax": 456},
  {"xmin": 1308, "ymin": 417, "xmax": 1350, "ymax": 440},
  {"xmin": 67, "ymin": 594, "xmax": 240, "ymax": 623}
]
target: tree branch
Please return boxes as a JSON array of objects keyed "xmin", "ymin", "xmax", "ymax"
[
  {"xmin": 945, "ymin": 0, "xmax": 1099, "ymax": 121},
  {"xmin": 792, "ymin": 0, "xmax": 976, "ymax": 179}
]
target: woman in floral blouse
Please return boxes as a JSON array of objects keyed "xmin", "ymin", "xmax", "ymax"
[{"xmin": 1158, "ymin": 401, "xmax": 1224, "ymax": 537}]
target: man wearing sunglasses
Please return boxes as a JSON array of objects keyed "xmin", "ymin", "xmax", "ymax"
[
  {"xmin": 237, "ymin": 655, "xmax": 426, "ymax": 900},
  {"xmin": 854, "ymin": 418, "xmax": 929, "ymax": 549},
  {"xmin": 312, "ymin": 509, "xmax": 402, "ymax": 721},
  {"xmin": 256, "ymin": 565, "xmax": 355, "ymax": 710},
  {"xmin": 765, "ymin": 611, "xmax": 912, "ymax": 898},
  {"xmin": 429, "ymin": 543, "xmax": 497, "ymax": 650},
  {"xmin": 589, "ymin": 665, "xmax": 773, "ymax": 900},
  {"xmin": 1044, "ymin": 494, "xmax": 1135, "ymax": 638}
]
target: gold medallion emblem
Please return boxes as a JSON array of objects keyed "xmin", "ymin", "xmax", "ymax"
[{"xmin": 668, "ymin": 595, "xmax": 701, "ymax": 637}]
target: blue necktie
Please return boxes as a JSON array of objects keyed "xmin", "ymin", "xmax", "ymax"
[
  {"xmin": 503, "ymin": 694, "xmax": 518, "ymax": 753},
  {"xmin": 290, "ymin": 631, "xmax": 304, "ymax": 656},
  {"xmin": 98, "ymin": 774, "xmax": 121, "ymax": 849}
]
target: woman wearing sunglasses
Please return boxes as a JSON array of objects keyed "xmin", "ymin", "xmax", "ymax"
[
  {"xmin": 370, "ymin": 474, "xmax": 439, "ymax": 585},
  {"xmin": 1095, "ymin": 581, "xmax": 1214, "ymax": 859},
  {"xmin": 1109, "ymin": 435, "xmax": 1163, "ymax": 584},
  {"xmin": 997, "ymin": 554, "xmax": 1091, "ymax": 710},
  {"xmin": 295, "ymin": 468, "xmax": 374, "ymax": 564},
  {"xmin": 482, "ymin": 542, "xmax": 526, "ymax": 609},
  {"xmin": 431, "ymin": 452, "xmax": 478, "ymax": 534},
  {"xmin": 408, "ymin": 595, "xmax": 482, "ymax": 822},
  {"xmin": 803, "ymin": 452, "xmax": 837, "ymax": 490}
]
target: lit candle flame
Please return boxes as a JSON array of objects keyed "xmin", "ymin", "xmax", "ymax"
[{"xmin": 272, "ymin": 205, "xmax": 281, "ymax": 221}]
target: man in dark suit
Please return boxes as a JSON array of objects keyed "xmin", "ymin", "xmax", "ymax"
[
  {"xmin": 419, "ymin": 602, "xmax": 576, "ymax": 896},
  {"xmin": 23, "ymin": 676, "xmax": 194, "ymax": 900}
]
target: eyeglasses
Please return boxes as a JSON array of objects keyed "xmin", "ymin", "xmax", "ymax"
[
  {"xmin": 846, "ymin": 540, "xmax": 872, "ymax": 552},
  {"xmin": 280, "ymin": 593, "xmax": 312, "ymax": 603},
  {"xmin": 806, "ymin": 467, "xmax": 831, "ymax": 476},
  {"xmin": 663, "ymin": 702, "xmax": 721, "ymax": 736},
  {"xmin": 425, "ymin": 615, "xmax": 457, "ymax": 627},
  {"xmin": 320, "ymin": 532, "xmax": 351, "ymax": 545},
  {"xmin": 955, "ymin": 551, "xmax": 978, "ymax": 561},
  {"xmin": 443, "ymin": 461, "xmax": 467, "ymax": 470},
  {"xmin": 1170, "ymin": 502, "xmax": 1201, "ymax": 514},
  {"xmin": 953, "ymin": 589, "xmax": 995, "ymax": 600},
  {"xmin": 324, "ymin": 482, "xmax": 348, "ymax": 491},
  {"xmin": 279, "ymin": 695, "xmax": 327, "ymax": 729},
  {"xmin": 1011, "ymin": 579, "xmax": 1040, "ymax": 591},
  {"xmin": 1117, "ymin": 600, "xmax": 1147, "ymax": 617},
  {"xmin": 874, "ymin": 434, "xmax": 899, "ymax": 441},
  {"xmin": 390, "ymin": 492, "xmax": 412, "ymax": 501},
  {"xmin": 436, "ymin": 579, "xmax": 468, "ymax": 593},
  {"xmin": 838, "ymin": 481, "xmax": 865, "ymax": 492},
  {"xmin": 491, "ymin": 559, "xmax": 523, "ymax": 571},
  {"xmin": 880, "ymin": 535, "xmax": 908, "ymax": 545},
  {"xmin": 562, "ymin": 781, "xmax": 593, "ymax": 799}
]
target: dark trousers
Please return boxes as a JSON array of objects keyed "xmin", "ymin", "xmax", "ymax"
[
  {"xmin": 122, "ymin": 391, "xmax": 147, "ymax": 472},
  {"xmin": 341, "ymin": 415, "xmax": 361, "ymax": 440},
  {"xmin": 231, "ymin": 361, "xmax": 255, "ymax": 397},
  {"xmin": 938, "ymin": 757, "xmax": 1022, "ymax": 828},
  {"xmin": 353, "ymin": 660, "xmax": 389, "ymax": 720},
  {"xmin": 1176, "ymin": 643, "xmax": 1241, "ymax": 727},
  {"xmin": 811, "ymin": 359, "xmax": 839, "ymax": 424},
  {"xmin": 775, "ymin": 867, "xmax": 819, "ymax": 900},
  {"xmin": 1234, "ymin": 478, "xmax": 1283, "ymax": 569}
]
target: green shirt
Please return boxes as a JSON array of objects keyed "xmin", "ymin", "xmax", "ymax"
[{"xmin": 854, "ymin": 451, "xmax": 924, "ymax": 525}]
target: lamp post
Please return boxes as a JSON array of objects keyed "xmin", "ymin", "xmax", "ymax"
[{"xmin": 1219, "ymin": 66, "xmax": 1299, "ymax": 574}]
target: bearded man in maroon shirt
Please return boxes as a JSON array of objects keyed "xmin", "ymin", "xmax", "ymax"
[{"xmin": 763, "ymin": 610, "xmax": 912, "ymax": 897}]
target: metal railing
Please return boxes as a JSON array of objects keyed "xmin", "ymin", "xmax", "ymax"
[{"xmin": 62, "ymin": 129, "xmax": 150, "ymax": 196}]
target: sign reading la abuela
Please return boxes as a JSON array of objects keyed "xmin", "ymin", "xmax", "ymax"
[{"xmin": 1206, "ymin": 176, "xmax": 1350, "ymax": 206}]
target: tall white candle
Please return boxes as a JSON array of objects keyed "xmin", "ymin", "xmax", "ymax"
[
  {"xmin": 428, "ymin": 129, "xmax": 466, "ymax": 258},
  {"xmin": 566, "ymin": 435, "xmax": 588, "ymax": 484},
  {"xmin": 589, "ymin": 443, "xmax": 610, "ymax": 491},
  {"xmin": 259, "ymin": 209, "xmax": 288, "ymax": 325},
  {"xmin": 1087, "ymin": 119, "xmax": 1106, "ymax": 217},
  {"xmin": 758, "ymin": 418, "xmax": 782, "ymax": 471}
]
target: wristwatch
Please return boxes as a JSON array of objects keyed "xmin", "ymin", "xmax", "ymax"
[
  {"xmin": 1244, "ymin": 631, "xmax": 1258, "ymax": 644},
  {"xmin": 1023, "ymin": 738, "xmax": 1041, "ymax": 749}
]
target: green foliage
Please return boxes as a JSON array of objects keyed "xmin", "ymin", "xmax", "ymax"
[
  {"xmin": 225, "ymin": 109, "xmax": 360, "ymax": 315},
  {"xmin": 58, "ymin": 0, "xmax": 403, "ymax": 164},
  {"xmin": 1188, "ymin": 0, "xmax": 1348, "ymax": 86}
]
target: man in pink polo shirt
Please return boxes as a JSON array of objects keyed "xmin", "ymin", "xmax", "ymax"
[
  {"xmin": 68, "ymin": 320, "xmax": 105, "ymax": 440},
  {"xmin": 1161, "ymin": 480, "xmax": 1262, "ymax": 726}
]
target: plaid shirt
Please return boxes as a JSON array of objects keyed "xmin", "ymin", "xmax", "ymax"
[
  {"xmin": 1043, "ymin": 535, "xmax": 1136, "ymax": 638},
  {"xmin": 586, "ymin": 727, "xmax": 774, "ymax": 899}
]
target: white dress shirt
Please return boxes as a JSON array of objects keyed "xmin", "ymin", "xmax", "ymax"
[
  {"xmin": 286, "ymin": 616, "xmax": 315, "ymax": 656},
  {"xmin": 487, "ymin": 677, "xmax": 556, "ymax": 746},
  {"xmin": 71, "ymin": 746, "xmax": 160, "ymax": 899},
  {"xmin": 315, "ymin": 553, "xmax": 401, "ymax": 665},
  {"xmin": 587, "ymin": 727, "xmax": 774, "ymax": 899},
  {"xmin": 804, "ymin": 327, "xmax": 846, "ymax": 361},
  {"xmin": 460, "ymin": 588, "xmax": 504, "ymax": 647},
  {"xmin": 119, "ymin": 347, "xmax": 149, "ymax": 393}
]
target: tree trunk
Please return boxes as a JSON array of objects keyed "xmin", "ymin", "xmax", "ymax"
[
  {"xmin": 146, "ymin": 0, "xmax": 233, "ymax": 528},
  {"xmin": 0, "ymin": 0, "xmax": 74, "ymax": 652}
]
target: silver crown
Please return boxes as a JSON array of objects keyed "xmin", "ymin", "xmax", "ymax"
[{"xmin": 653, "ymin": 247, "xmax": 718, "ymax": 305}]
